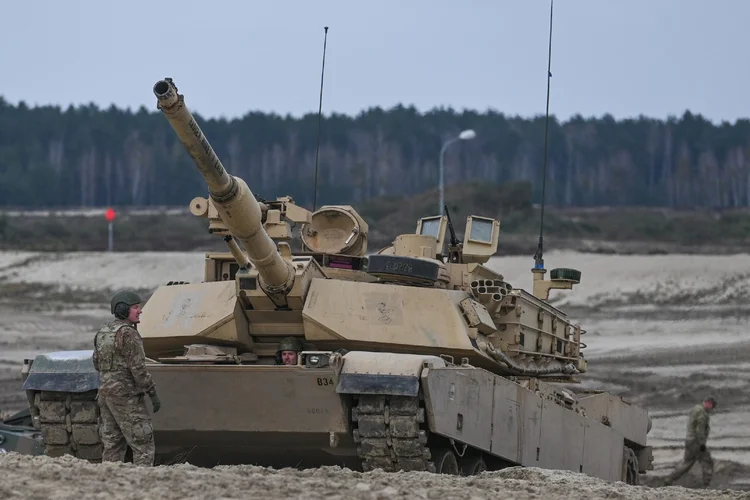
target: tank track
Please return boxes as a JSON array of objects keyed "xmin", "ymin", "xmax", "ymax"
[
  {"xmin": 351, "ymin": 394, "xmax": 436, "ymax": 473},
  {"xmin": 28, "ymin": 390, "xmax": 103, "ymax": 461}
]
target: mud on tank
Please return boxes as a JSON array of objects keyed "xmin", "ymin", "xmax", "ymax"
[{"xmin": 20, "ymin": 78, "xmax": 652, "ymax": 484}]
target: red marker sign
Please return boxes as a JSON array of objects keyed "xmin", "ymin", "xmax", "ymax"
[{"xmin": 105, "ymin": 207, "xmax": 116, "ymax": 222}]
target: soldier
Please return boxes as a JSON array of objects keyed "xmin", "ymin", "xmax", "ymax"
[
  {"xmin": 663, "ymin": 396, "xmax": 717, "ymax": 487},
  {"xmin": 275, "ymin": 336, "xmax": 302, "ymax": 365},
  {"xmin": 93, "ymin": 289, "xmax": 161, "ymax": 466}
]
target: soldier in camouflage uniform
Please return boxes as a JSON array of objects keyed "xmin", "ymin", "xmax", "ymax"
[
  {"xmin": 663, "ymin": 396, "xmax": 717, "ymax": 487},
  {"xmin": 93, "ymin": 289, "xmax": 161, "ymax": 466}
]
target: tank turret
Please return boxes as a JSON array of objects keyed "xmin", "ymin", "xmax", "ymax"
[{"xmin": 153, "ymin": 78, "xmax": 296, "ymax": 306}]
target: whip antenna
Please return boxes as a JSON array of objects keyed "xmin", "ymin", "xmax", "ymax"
[
  {"xmin": 312, "ymin": 26, "xmax": 329, "ymax": 211},
  {"xmin": 533, "ymin": 0, "xmax": 554, "ymax": 270}
]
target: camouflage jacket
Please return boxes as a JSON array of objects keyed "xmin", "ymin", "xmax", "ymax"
[
  {"xmin": 686, "ymin": 403, "xmax": 711, "ymax": 445},
  {"xmin": 93, "ymin": 319, "xmax": 156, "ymax": 399}
]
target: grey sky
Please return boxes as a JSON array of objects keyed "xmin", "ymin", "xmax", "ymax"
[{"xmin": 2, "ymin": 0, "xmax": 748, "ymax": 123}]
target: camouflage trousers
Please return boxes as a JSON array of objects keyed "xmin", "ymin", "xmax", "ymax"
[
  {"xmin": 664, "ymin": 441, "xmax": 713, "ymax": 486},
  {"xmin": 98, "ymin": 393, "xmax": 155, "ymax": 466}
]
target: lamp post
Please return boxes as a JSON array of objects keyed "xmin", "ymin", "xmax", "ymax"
[{"xmin": 439, "ymin": 129, "xmax": 476, "ymax": 215}]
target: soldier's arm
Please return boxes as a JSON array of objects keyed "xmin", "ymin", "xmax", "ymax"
[
  {"xmin": 120, "ymin": 327, "xmax": 156, "ymax": 396},
  {"xmin": 92, "ymin": 335, "xmax": 100, "ymax": 371}
]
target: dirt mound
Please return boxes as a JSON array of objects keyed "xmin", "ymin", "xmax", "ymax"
[
  {"xmin": 641, "ymin": 460, "xmax": 750, "ymax": 491},
  {"xmin": 1, "ymin": 453, "xmax": 748, "ymax": 500}
]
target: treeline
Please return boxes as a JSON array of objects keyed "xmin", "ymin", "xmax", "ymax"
[{"xmin": 1, "ymin": 96, "xmax": 749, "ymax": 209}]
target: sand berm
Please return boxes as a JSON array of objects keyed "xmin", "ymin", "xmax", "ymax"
[{"xmin": 1, "ymin": 453, "xmax": 748, "ymax": 500}]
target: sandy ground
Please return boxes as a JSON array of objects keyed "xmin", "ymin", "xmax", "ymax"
[
  {"xmin": 2, "ymin": 250, "xmax": 750, "ymax": 496},
  {"xmin": 1, "ymin": 453, "xmax": 748, "ymax": 500}
]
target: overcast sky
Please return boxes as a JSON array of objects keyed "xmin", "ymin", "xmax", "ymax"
[{"xmin": 1, "ymin": 0, "xmax": 747, "ymax": 123}]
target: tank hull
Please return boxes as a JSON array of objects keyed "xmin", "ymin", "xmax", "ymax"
[
  {"xmin": 22, "ymin": 350, "xmax": 651, "ymax": 483},
  {"xmin": 146, "ymin": 363, "xmax": 359, "ymax": 467},
  {"xmin": 144, "ymin": 356, "xmax": 650, "ymax": 480}
]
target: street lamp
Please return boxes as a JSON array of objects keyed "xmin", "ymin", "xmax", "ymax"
[{"xmin": 439, "ymin": 129, "xmax": 476, "ymax": 215}]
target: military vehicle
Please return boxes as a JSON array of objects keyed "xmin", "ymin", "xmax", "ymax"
[
  {"xmin": 0, "ymin": 408, "xmax": 44, "ymax": 456},
  {"xmin": 20, "ymin": 77, "xmax": 653, "ymax": 484}
]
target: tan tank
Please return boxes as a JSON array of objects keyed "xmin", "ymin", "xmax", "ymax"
[{"xmin": 20, "ymin": 78, "xmax": 653, "ymax": 483}]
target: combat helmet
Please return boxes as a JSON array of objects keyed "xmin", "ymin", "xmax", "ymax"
[
  {"xmin": 111, "ymin": 289, "xmax": 142, "ymax": 319},
  {"xmin": 277, "ymin": 336, "xmax": 303, "ymax": 353}
]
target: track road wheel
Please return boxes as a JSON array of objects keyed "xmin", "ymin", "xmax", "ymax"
[
  {"xmin": 624, "ymin": 447, "xmax": 639, "ymax": 485},
  {"xmin": 432, "ymin": 448, "xmax": 459, "ymax": 475},
  {"xmin": 460, "ymin": 454, "xmax": 487, "ymax": 476}
]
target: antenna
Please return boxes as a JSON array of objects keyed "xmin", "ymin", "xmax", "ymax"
[
  {"xmin": 312, "ymin": 26, "xmax": 329, "ymax": 212},
  {"xmin": 533, "ymin": 0, "xmax": 554, "ymax": 270}
]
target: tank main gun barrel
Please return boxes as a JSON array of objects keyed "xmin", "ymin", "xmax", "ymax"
[
  {"xmin": 153, "ymin": 78, "xmax": 295, "ymax": 302},
  {"xmin": 153, "ymin": 79, "xmax": 233, "ymax": 198}
]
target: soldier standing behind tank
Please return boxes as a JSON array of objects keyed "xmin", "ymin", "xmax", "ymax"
[
  {"xmin": 663, "ymin": 396, "xmax": 717, "ymax": 487},
  {"xmin": 92, "ymin": 289, "xmax": 161, "ymax": 466}
]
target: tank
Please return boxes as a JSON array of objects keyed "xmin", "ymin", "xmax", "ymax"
[
  {"xmin": 20, "ymin": 77, "xmax": 653, "ymax": 484},
  {"xmin": 0, "ymin": 408, "xmax": 44, "ymax": 456}
]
